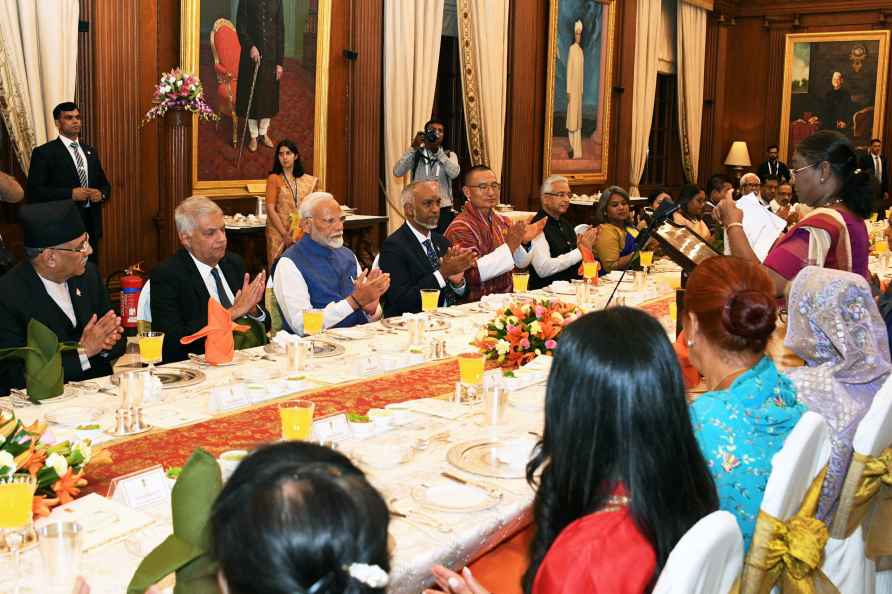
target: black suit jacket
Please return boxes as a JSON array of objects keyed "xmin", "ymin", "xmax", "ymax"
[
  {"xmin": 380, "ymin": 223, "xmax": 459, "ymax": 317},
  {"xmin": 0, "ymin": 261, "xmax": 123, "ymax": 395},
  {"xmin": 150, "ymin": 249, "xmax": 250, "ymax": 363},
  {"xmin": 860, "ymin": 152, "xmax": 889, "ymax": 192},
  {"xmin": 756, "ymin": 160, "xmax": 791, "ymax": 183},
  {"xmin": 26, "ymin": 138, "xmax": 111, "ymax": 238}
]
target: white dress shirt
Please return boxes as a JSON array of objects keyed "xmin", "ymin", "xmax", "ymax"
[
  {"xmin": 530, "ymin": 233, "xmax": 581, "ymax": 279},
  {"xmin": 273, "ymin": 256, "xmax": 382, "ymax": 336},
  {"xmin": 407, "ymin": 223, "xmax": 447, "ymax": 288},
  {"xmin": 187, "ymin": 253, "xmax": 266, "ymax": 322},
  {"xmin": 37, "ymin": 273, "xmax": 90, "ymax": 371},
  {"xmin": 476, "ymin": 243, "xmax": 533, "ymax": 283}
]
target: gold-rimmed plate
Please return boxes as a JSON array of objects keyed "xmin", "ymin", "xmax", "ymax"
[
  {"xmin": 447, "ymin": 438, "xmax": 537, "ymax": 479},
  {"xmin": 380, "ymin": 317, "xmax": 450, "ymax": 332},
  {"xmin": 410, "ymin": 480, "xmax": 500, "ymax": 513},
  {"xmin": 110, "ymin": 366, "xmax": 206, "ymax": 389}
]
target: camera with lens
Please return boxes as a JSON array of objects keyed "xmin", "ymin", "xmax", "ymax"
[{"xmin": 423, "ymin": 128, "xmax": 439, "ymax": 143}]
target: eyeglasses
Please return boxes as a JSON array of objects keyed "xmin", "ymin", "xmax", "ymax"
[
  {"xmin": 545, "ymin": 192, "xmax": 572, "ymax": 198},
  {"xmin": 792, "ymin": 162, "xmax": 819, "ymax": 175},
  {"xmin": 468, "ymin": 182, "xmax": 501, "ymax": 191},
  {"xmin": 49, "ymin": 234, "xmax": 91, "ymax": 254}
]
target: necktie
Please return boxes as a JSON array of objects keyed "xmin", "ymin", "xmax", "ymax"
[
  {"xmin": 423, "ymin": 239, "xmax": 439, "ymax": 270},
  {"xmin": 70, "ymin": 143, "xmax": 88, "ymax": 188},
  {"xmin": 210, "ymin": 267, "xmax": 233, "ymax": 309},
  {"xmin": 876, "ymin": 155, "xmax": 882, "ymax": 181}
]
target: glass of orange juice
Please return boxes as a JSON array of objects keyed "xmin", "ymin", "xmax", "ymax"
[
  {"xmin": 512, "ymin": 271, "xmax": 529, "ymax": 293},
  {"xmin": 639, "ymin": 250, "xmax": 654, "ymax": 269},
  {"xmin": 420, "ymin": 288, "xmax": 440, "ymax": 312},
  {"xmin": 875, "ymin": 240, "xmax": 889, "ymax": 255},
  {"xmin": 279, "ymin": 400, "xmax": 316, "ymax": 440},
  {"xmin": 137, "ymin": 331, "xmax": 164, "ymax": 373},
  {"xmin": 0, "ymin": 474, "xmax": 37, "ymax": 590},
  {"xmin": 458, "ymin": 352, "xmax": 486, "ymax": 386},
  {"xmin": 582, "ymin": 261, "xmax": 599, "ymax": 281},
  {"xmin": 303, "ymin": 309, "xmax": 324, "ymax": 336}
]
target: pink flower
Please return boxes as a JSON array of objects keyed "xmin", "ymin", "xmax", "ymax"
[
  {"xmin": 520, "ymin": 338, "xmax": 531, "ymax": 349},
  {"xmin": 545, "ymin": 339, "xmax": 557, "ymax": 350},
  {"xmin": 534, "ymin": 305, "xmax": 547, "ymax": 319}
]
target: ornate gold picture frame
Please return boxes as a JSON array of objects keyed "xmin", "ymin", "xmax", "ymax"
[
  {"xmin": 780, "ymin": 30, "xmax": 889, "ymax": 160},
  {"xmin": 181, "ymin": 0, "xmax": 331, "ymax": 196},
  {"xmin": 543, "ymin": 0, "xmax": 616, "ymax": 185}
]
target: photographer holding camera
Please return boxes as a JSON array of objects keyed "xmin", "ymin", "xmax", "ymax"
[{"xmin": 393, "ymin": 117, "xmax": 460, "ymax": 233}]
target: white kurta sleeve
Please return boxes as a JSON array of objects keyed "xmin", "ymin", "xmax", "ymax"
[
  {"xmin": 476, "ymin": 243, "xmax": 516, "ymax": 282},
  {"xmin": 530, "ymin": 234, "xmax": 582, "ymax": 278},
  {"xmin": 273, "ymin": 258, "xmax": 356, "ymax": 335}
]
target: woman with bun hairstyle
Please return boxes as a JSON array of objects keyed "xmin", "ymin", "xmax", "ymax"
[
  {"xmin": 715, "ymin": 131, "xmax": 876, "ymax": 295},
  {"xmin": 684, "ymin": 255, "xmax": 805, "ymax": 548}
]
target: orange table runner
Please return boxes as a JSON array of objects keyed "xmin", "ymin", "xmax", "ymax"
[{"xmin": 84, "ymin": 358, "xmax": 462, "ymax": 495}]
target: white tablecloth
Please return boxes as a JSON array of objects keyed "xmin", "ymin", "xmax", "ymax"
[{"xmin": 3, "ymin": 270, "xmax": 678, "ymax": 594}]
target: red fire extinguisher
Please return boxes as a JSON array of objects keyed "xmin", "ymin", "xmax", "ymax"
[{"xmin": 119, "ymin": 264, "xmax": 145, "ymax": 329}]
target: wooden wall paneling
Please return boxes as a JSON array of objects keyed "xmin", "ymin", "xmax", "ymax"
[
  {"xmin": 77, "ymin": 0, "xmax": 94, "ymax": 146},
  {"xmin": 348, "ymin": 0, "xmax": 383, "ymax": 217},
  {"xmin": 609, "ymin": 0, "xmax": 638, "ymax": 193},
  {"xmin": 762, "ymin": 20, "xmax": 793, "ymax": 159},
  {"xmin": 698, "ymin": 11, "xmax": 720, "ymax": 182},
  {"xmin": 503, "ymin": 0, "xmax": 548, "ymax": 212},
  {"xmin": 736, "ymin": 1, "xmax": 892, "ymax": 18},
  {"xmin": 325, "ymin": 0, "xmax": 350, "ymax": 206},
  {"xmin": 90, "ymin": 0, "xmax": 143, "ymax": 279}
]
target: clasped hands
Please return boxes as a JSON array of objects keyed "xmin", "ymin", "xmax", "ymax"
[
  {"xmin": 351, "ymin": 268, "xmax": 390, "ymax": 314},
  {"xmin": 79, "ymin": 310, "xmax": 123, "ymax": 357},
  {"xmin": 229, "ymin": 271, "xmax": 266, "ymax": 321},
  {"xmin": 506, "ymin": 217, "xmax": 547, "ymax": 252},
  {"xmin": 72, "ymin": 187, "xmax": 103, "ymax": 203},
  {"xmin": 439, "ymin": 246, "xmax": 476, "ymax": 285}
]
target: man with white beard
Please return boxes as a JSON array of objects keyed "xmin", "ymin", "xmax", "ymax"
[{"xmin": 273, "ymin": 192, "xmax": 390, "ymax": 335}]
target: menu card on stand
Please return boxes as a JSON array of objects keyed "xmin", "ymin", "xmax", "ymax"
[
  {"xmin": 40, "ymin": 493, "xmax": 155, "ymax": 553},
  {"xmin": 108, "ymin": 464, "xmax": 172, "ymax": 519}
]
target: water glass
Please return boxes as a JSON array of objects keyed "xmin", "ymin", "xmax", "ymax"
[
  {"xmin": 483, "ymin": 384, "xmax": 508, "ymax": 425},
  {"xmin": 633, "ymin": 270, "xmax": 646, "ymax": 291},
  {"xmin": 37, "ymin": 521, "xmax": 83, "ymax": 594}
]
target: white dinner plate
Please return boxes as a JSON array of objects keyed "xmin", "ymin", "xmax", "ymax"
[
  {"xmin": 46, "ymin": 406, "xmax": 104, "ymax": 427},
  {"xmin": 410, "ymin": 480, "xmax": 500, "ymax": 513}
]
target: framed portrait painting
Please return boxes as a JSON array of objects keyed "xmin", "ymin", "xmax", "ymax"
[
  {"xmin": 780, "ymin": 30, "xmax": 890, "ymax": 160},
  {"xmin": 181, "ymin": 0, "xmax": 331, "ymax": 195},
  {"xmin": 543, "ymin": 0, "xmax": 617, "ymax": 185}
]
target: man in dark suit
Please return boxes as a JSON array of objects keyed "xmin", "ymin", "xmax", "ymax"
[
  {"xmin": 756, "ymin": 145, "xmax": 791, "ymax": 183},
  {"xmin": 860, "ymin": 138, "xmax": 889, "ymax": 218},
  {"xmin": 26, "ymin": 102, "xmax": 111, "ymax": 264},
  {"xmin": 0, "ymin": 201, "xmax": 124, "ymax": 396},
  {"xmin": 150, "ymin": 196, "xmax": 266, "ymax": 363},
  {"xmin": 379, "ymin": 180, "xmax": 475, "ymax": 317}
]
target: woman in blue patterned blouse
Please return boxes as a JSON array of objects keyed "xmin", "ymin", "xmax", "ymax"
[{"xmin": 683, "ymin": 255, "xmax": 805, "ymax": 549}]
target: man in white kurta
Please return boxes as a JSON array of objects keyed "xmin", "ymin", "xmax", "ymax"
[{"xmin": 566, "ymin": 20, "xmax": 584, "ymax": 159}]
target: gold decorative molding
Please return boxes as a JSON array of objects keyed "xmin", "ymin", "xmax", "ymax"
[{"xmin": 456, "ymin": 1, "xmax": 489, "ymax": 168}]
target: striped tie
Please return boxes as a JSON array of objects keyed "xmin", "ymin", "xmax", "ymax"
[{"xmin": 70, "ymin": 143, "xmax": 88, "ymax": 187}]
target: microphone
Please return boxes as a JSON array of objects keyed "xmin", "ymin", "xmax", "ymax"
[{"xmin": 636, "ymin": 200, "xmax": 681, "ymax": 249}]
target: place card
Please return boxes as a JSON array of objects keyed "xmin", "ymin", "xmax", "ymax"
[
  {"xmin": 107, "ymin": 465, "xmax": 171, "ymax": 511},
  {"xmin": 208, "ymin": 384, "xmax": 253, "ymax": 413},
  {"xmin": 312, "ymin": 413, "xmax": 350, "ymax": 441}
]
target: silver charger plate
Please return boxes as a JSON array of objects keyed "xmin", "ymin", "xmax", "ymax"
[
  {"xmin": 110, "ymin": 366, "xmax": 206, "ymax": 390},
  {"xmin": 262, "ymin": 339, "xmax": 345, "ymax": 358},
  {"xmin": 9, "ymin": 385, "xmax": 80, "ymax": 406},
  {"xmin": 447, "ymin": 439, "xmax": 536, "ymax": 479},
  {"xmin": 380, "ymin": 317, "xmax": 450, "ymax": 332}
]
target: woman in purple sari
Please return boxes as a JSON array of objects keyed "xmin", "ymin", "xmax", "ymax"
[
  {"xmin": 784, "ymin": 266, "xmax": 892, "ymax": 520},
  {"xmin": 716, "ymin": 131, "xmax": 875, "ymax": 297}
]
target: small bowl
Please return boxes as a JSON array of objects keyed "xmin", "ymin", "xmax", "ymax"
[{"xmin": 218, "ymin": 449, "xmax": 249, "ymax": 481}]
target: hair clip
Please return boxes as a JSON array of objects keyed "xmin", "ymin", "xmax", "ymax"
[
  {"xmin": 345, "ymin": 563, "xmax": 389, "ymax": 588},
  {"xmin": 854, "ymin": 168, "xmax": 862, "ymax": 175}
]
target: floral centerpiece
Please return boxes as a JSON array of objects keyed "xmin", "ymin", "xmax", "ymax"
[
  {"xmin": 0, "ymin": 408, "xmax": 109, "ymax": 517},
  {"xmin": 142, "ymin": 68, "xmax": 219, "ymax": 126},
  {"xmin": 473, "ymin": 299, "xmax": 582, "ymax": 369}
]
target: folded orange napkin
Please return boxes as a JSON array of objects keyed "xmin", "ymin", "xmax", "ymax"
[{"xmin": 180, "ymin": 299, "xmax": 250, "ymax": 364}]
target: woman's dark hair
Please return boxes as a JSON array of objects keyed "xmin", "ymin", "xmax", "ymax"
[
  {"xmin": 706, "ymin": 173, "xmax": 731, "ymax": 197},
  {"xmin": 270, "ymin": 138, "xmax": 305, "ymax": 177},
  {"xmin": 795, "ymin": 130, "xmax": 877, "ymax": 218},
  {"xmin": 678, "ymin": 184, "xmax": 704, "ymax": 218},
  {"xmin": 211, "ymin": 442, "xmax": 390, "ymax": 594},
  {"xmin": 685, "ymin": 255, "xmax": 776, "ymax": 354},
  {"xmin": 522, "ymin": 309, "xmax": 718, "ymax": 593},
  {"xmin": 595, "ymin": 185, "xmax": 631, "ymax": 225},
  {"xmin": 648, "ymin": 188, "xmax": 670, "ymax": 208}
]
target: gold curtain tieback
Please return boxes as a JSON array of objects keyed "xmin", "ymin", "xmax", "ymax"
[{"xmin": 848, "ymin": 449, "xmax": 892, "ymax": 560}]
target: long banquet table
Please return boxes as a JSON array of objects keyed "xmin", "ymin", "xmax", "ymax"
[{"xmin": 2, "ymin": 268, "xmax": 679, "ymax": 593}]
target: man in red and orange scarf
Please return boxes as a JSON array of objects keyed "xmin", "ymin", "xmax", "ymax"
[{"xmin": 445, "ymin": 165, "xmax": 546, "ymax": 301}]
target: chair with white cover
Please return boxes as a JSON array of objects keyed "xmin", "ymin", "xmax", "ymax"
[
  {"xmin": 652, "ymin": 511, "xmax": 743, "ymax": 594},
  {"xmin": 136, "ymin": 279, "xmax": 152, "ymax": 325},
  {"xmin": 824, "ymin": 375, "xmax": 892, "ymax": 594},
  {"xmin": 739, "ymin": 411, "xmax": 832, "ymax": 594}
]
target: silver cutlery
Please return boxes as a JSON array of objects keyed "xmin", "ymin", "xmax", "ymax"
[
  {"xmin": 440, "ymin": 471, "xmax": 503, "ymax": 498},
  {"xmin": 390, "ymin": 505, "xmax": 452, "ymax": 533}
]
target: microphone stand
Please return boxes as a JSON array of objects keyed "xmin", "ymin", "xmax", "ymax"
[{"xmin": 602, "ymin": 204, "xmax": 680, "ymax": 309}]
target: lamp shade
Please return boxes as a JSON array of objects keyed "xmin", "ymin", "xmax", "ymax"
[{"xmin": 724, "ymin": 141, "xmax": 751, "ymax": 167}]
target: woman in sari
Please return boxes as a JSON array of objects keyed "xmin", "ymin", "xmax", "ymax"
[
  {"xmin": 673, "ymin": 183, "xmax": 712, "ymax": 241},
  {"xmin": 716, "ymin": 130, "xmax": 875, "ymax": 296},
  {"xmin": 265, "ymin": 139, "xmax": 319, "ymax": 264},
  {"xmin": 594, "ymin": 186, "xmax": 640, "ymax": 273},
  {"xmin": 784, "ymin": 267, "xmax": 892, "ymax": 520}
]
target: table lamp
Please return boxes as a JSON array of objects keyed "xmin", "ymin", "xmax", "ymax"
[{"xmin": 724, "ymin": 141, "xmax": 751, "ymax": 185}]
